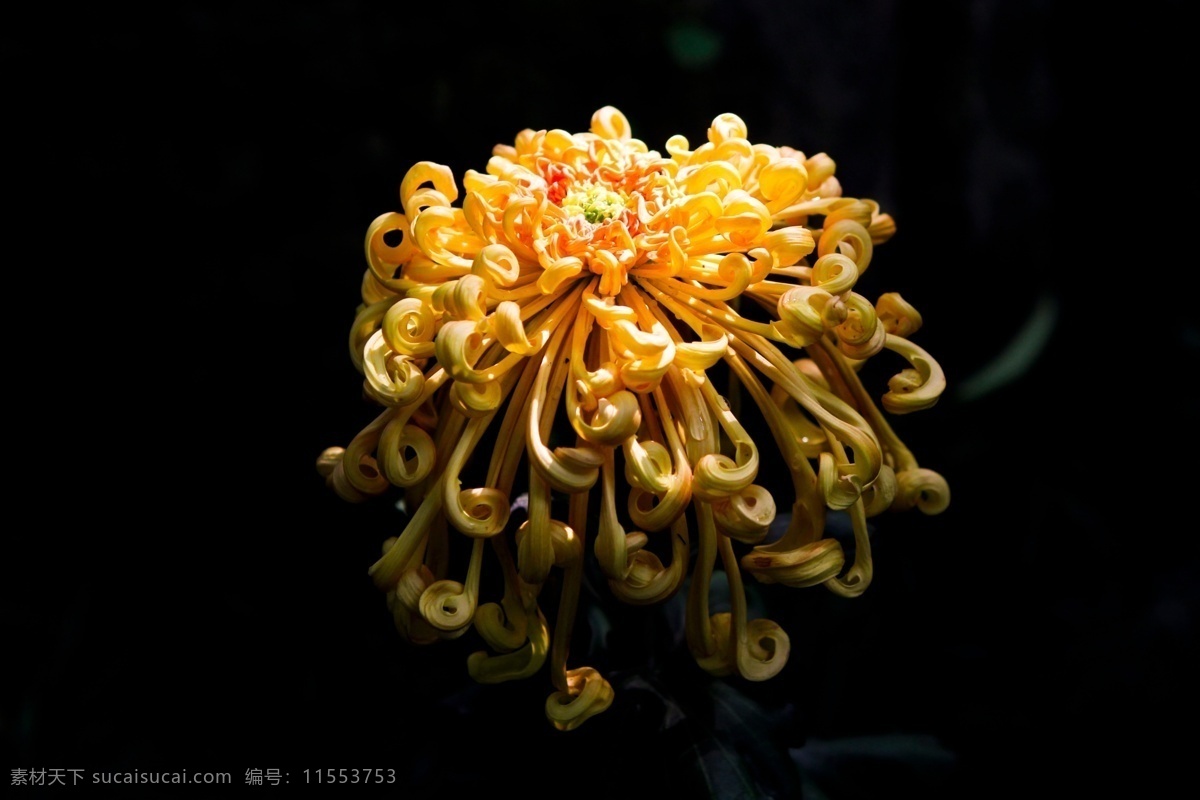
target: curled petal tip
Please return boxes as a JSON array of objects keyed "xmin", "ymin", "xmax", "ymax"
[
  {"xmin": 894, "ymin": 468, "xmax": 950, "ymax": 515},
  {"xmin": 315, "ymin": 447, "xmax": 343, "ymax": 478},
  {"xmin": 545, "ymin": 667, "xmax": 615, "ymax": 731}
]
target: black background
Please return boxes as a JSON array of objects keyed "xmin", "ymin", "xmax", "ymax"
[{"xmin": 7, "ymin": 1, "xmax": 1196, "ymax": 797}]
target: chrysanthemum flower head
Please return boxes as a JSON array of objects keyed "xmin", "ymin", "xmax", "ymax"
[{"xmin": 319, "ymin": 107, "xmax": 949, "ymax": 731}]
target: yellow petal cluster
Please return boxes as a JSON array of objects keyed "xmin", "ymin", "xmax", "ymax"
[{"xmin": 319, "ymin": 107, "xmax": 949, "ymax": 730}]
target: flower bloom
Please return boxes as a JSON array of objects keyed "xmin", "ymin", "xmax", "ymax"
[{"xmin": 319, "ymin": 107, "xmax": 949, "ymax": 731}]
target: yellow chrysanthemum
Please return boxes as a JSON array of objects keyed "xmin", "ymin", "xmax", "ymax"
[{"xmin": 318, "ymin": 107, "xmax": 949, "ymax": 731}]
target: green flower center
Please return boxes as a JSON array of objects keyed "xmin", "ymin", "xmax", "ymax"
[{"xmin": 561, "ymin": 182, "xmax": 627, "ymax": 224}]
